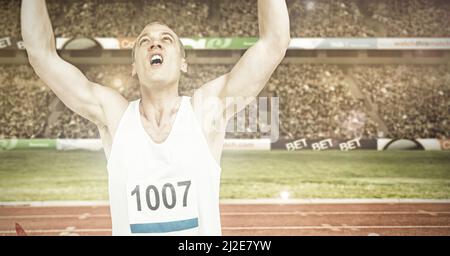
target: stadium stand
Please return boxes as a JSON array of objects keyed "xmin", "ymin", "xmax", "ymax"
[
  {"xmin": 351, "ymin": 65, "xmax": 449, "ymax": 139},
  {"xmin": 0, "ymin": 0, "xmax": 448, "ymax": 139},
  {"xmin": 1, "ymin": 63, "xmax": 448, "ymax": 139},
  {"xmin": 0, "ymin": 65, "xmax": 53, "ymax": 138},
  {"xmin": 1, "ymin": 0, "xmax": 449, "ymax": 38}
]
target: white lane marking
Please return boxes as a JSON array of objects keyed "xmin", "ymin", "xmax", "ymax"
[
  {"xmin": 59, "ymin": 226, "xmax": 79, "ymax": 236},
  {"xmin": 222, "ymin": 225, "xmax": 450, "ymax": 230},
  {"xmin": 0, "ymin": 225, "xmax": 450, "ymax": 234},
  {"xmin": 0, "ymin": 228, "xmax": 111, "ymax": 234},
  {"xmin": 418, "ymin": 210, "xmax": 438, "ymax": 216},
  {"xmin": 0, "ymin": 201, "xmax": 110, "ymax": 207},
  {"xmin": 78, "ymin": 213, "xmax": 90, "ymax": 220},
  {"xmin": 321, "ymin": 224, "xmax": 341, "ymax": 232},
  {"xmin": 368, "ymin": 233, "xmax": 380, "ymax": 236},
  {"xmin": 342, "ymin": 224, "xmax": 359, "ymax": 231},
  {"xmin": 0, "ymin": 214, "xmax": 109, "ymax": 219},
  {"xmin": 220, "ymin": 199, "xmax": 450, "ymax": 205},
  {"xmin": 1, "ymin": 211, "xmax": 449, "ymax": 220},
  {"xmin": 221, "ymin": 211, "xmax": 450, "ymax": 216},
  {"xmin": 2, "ymin": 199, "xmax": 450, "ymax": 207}
]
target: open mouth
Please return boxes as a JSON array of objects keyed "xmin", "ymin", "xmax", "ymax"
[{"xmin": 150, "ymin": 54, "xmax": 163, "ymax": 66}]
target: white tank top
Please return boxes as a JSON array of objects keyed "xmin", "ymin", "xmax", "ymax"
[{"xmin": 106, "ymin": 96, "xmax": 222, "ymax": 236}]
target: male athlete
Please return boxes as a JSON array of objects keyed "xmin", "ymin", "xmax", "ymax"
[{"xmin": 21, "ymin": 0, "xmax": 290, "ymax": 235}]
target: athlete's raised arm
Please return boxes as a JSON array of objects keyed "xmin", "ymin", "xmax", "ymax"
[
  {"xmin": 193, "ymin": 0, "xmax": 290, "ymax": 117},
  {"xmin": 21, "ymin": 0, "xmax": 127, "ymax": 127}
]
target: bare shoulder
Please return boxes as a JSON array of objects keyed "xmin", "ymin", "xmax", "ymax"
[
  {"xmin": 190, "ymin": 76, "xmax": 229, "ymax": 160},
  {"xmin": 190, "ymin": 76, "xmax": 229, "ymax": 137},
  {"xmin": 91, "ymin": 83, "xmax": 129, "ymax": 135},
  {"xmin": 191, "ymin": 74, "xmax": 228, "ymax": 114}
]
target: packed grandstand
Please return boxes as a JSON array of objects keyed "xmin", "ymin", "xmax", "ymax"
[
  {"xmin": 0, "ymin": 0, "xmax": 449, "ymax": 140},
  {"xmin": 2, "ymin": 0, "xmax": 449, "ymax": 37}
]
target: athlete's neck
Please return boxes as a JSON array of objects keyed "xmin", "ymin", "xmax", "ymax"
[{"xmin": 139, "ymin": 85, "xmax": 181, "ymax": 126}]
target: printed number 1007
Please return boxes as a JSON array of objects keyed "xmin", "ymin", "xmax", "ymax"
[{"xmin": 130, "ymin": 180, "xmax": 191, "ymax": 211}]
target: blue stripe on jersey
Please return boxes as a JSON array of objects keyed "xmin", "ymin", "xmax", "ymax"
[{"xmin": 130, "ymin": 217, "xmax": 199, "ymax": 233}]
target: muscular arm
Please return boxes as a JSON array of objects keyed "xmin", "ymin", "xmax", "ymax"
[
  {"xmin": 21, "ymin": 0, "xmax": 127, "ymax": 127},
  {"xmin": 193, "ymin": 0, "xmax": 290, "ymax": 118}
]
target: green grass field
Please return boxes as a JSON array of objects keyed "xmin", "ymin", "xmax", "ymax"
[{"xmin": 0, "ymin": 150, "xmax": 449, "ymax": 201}]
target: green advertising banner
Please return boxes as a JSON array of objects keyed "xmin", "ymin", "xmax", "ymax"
[
  {"xmin": 4, "ymin": 37, "xmax": 450, "ymax": 50},
  {"xmin": 181, "ymin": 37, "xmax": 258, "ymax": 49},
  {"xmin": 0, "ymin": 139, "xmax": 57, "ymax": 150}
]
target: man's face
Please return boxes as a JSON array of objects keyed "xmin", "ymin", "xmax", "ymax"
[{"xmin": 132, "ymin": 24, "xmax": 187, "ymax": 88}]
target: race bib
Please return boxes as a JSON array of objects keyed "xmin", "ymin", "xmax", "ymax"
[{"xmin": 127, "ymin": 176, "xmax": 199, "ymax": 234}]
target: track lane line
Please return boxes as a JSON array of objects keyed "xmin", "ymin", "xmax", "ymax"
[
  {"xmin": 2, "ymin": 211, "xmax": 449, "ymax": 219},
  {"xmin": 222, "ymin": 225, "xmax": 450, "ymax": 230},
  {"xmin": 1, "ymin": 225, "xmax": 450, "ymax": 234}
]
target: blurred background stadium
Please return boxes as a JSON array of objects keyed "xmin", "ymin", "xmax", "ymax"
[{"xmin": 0, "ymin": 0, "xmax": 449, "ymax": 202}]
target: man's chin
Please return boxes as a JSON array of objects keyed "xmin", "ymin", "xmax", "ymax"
[{"xmin": 140, "ymin": 74, "xmax": 177, "ymax": 88}]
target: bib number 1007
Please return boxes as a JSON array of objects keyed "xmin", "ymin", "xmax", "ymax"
[{"xmin": 130, "ymin": 180, "xmax": 191, "ymax": 211}]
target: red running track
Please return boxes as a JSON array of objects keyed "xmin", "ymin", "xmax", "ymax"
[{"xmin": 1, "ymin": 203, "xmax": 449, "ymax": 236}]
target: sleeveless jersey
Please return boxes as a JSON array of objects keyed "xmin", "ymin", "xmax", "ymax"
[{"xmin": 106, "ymin": 96, "xmax": 222, "ymax": 236}]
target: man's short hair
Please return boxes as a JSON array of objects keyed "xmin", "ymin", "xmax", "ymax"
[{"xmin": 131, "ymin": 22, "xmax": 186, "ymax": 63}]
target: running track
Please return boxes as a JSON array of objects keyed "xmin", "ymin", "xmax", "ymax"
[{"xmin": 1, "ymin": 202, "xmax": 449, "ymax": 236}]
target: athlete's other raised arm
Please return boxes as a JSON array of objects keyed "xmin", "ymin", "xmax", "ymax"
[
  {"xmin": 21, "ymin": 0, "xmax": 127, "ymax": 127},
  {"xmin": 193, "ymin": 0, "xmax": 290, "ymax": 117}
]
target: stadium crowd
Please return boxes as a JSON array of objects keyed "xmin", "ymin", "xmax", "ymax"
[
  {"xmin": 2, "ymin": 63, "xmax": 448, "ymax": 139},
  {"xmin": 0, "ymin": 65, "xmax": 53, "ymax": 138},
  {"xmin": 1, "ymin": 0, "xmax": 449, "ymax": 38},
  {"xmin": 267, "ymin": 64, "xmax": 381, "ymax": 139},
  {"xmin": 352, "ymin": 65, "xmax": 449, "ymax": 139},
  {"xmin": 0, "ymin": 0, "xmax": 449, "ymax": 139}
]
